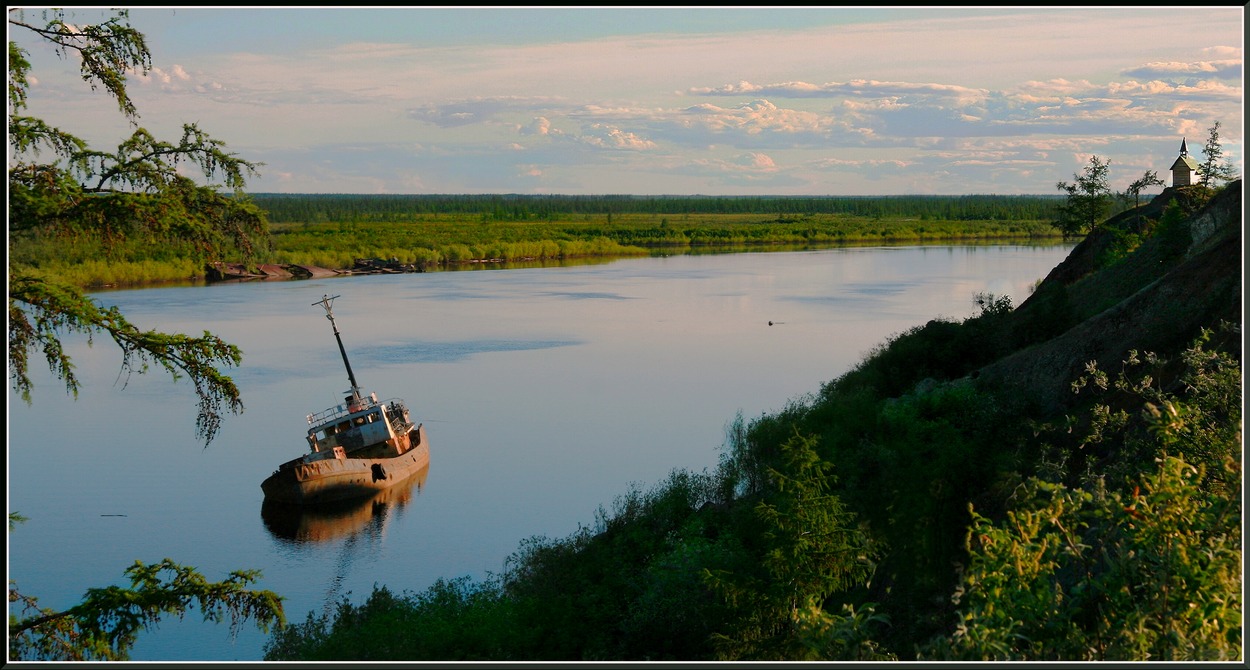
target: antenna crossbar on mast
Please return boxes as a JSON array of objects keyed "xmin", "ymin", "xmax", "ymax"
[{"xmin": 313, "ymin": 294, "xmax": 362, "ymax": 401}]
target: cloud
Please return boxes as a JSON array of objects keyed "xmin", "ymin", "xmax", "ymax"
[
  {"xmin": 578, "ymin": 124, "xmax": 657, "ymax": 150},
  {"xmin": 1106, "ymin": 79, "xmax": 1242, "ymax": 100},
  {"xmin": 410, "ymin": 97, "xmax": 568, "ymax": 127},
  {"xmin": 735, "ymin": 152, "xmax": 777, "ymax": 170},
  {"xmin": 1122, "ymin": 59, "xmax": 1243, "ymax": 80},
  {"xmin": 444, "ymin": 67, "xmax": 1231, "ymax": 161},
  {"xmin": 520, "ymin": 117, "xmax": 553, "ymax": 136},
  {"xmin": 675, "ymin": 152, "xmax": 804, "ymax": 188},
  {"xmin": 1016, "ymin": 79, "xmax": 1100, "ymax": 97},
  {"xmin": 411, "ymin": 98, "xmax": 519, "ymax": 127},
  {"xmin": 811, "ymin": 157, "xmax": 910, "ymax": 171},
  {"xmin": 672, "ymin": 71, "xmax": 1234, "ymax": 148},
  {"xmin": 688, "ymin": 79, "xmax": 989, "ymax": 106},
  {"xmin": 133, "ymin": 66, "xmax": 175, "ymax": 86},
  {"xmin": 1201, "ymin": 45, "xmax": 1242, "ymax": 58},
  {"xmin": 677, "ymin": 99, "xmax": 832, "ymax": 136}
]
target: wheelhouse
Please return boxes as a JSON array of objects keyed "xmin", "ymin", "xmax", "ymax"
[{"xmin": 306, "ymin": 392, "xmax": 410, "ymax": 453}]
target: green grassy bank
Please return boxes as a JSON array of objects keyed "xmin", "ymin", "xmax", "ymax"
[{"xmin": 10, "ymin": 210, "xmax": 1064, "ymax": 290}]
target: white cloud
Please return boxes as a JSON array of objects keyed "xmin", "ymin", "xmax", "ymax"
[
  {"xmin": 676, "ymin": 99, "xmax": 831, "ymax": 136},
  {"xmin": 521, "ymin": 117, "xmax": 552, "ymax": 135},
  {"xmin": 689, "ymin": 79, "xmax": 989, "ymax": 106},
  {"xmin": 1122, "ymin": 59, "xmax": 1242, "ymax": 80},
  {"xmin": 579, "ymin": 124, "xmax": 657, "ymax": 151},
  {"xmin": 1107, "ymin": 79, "xmax": 1242, "ymax": 100},
  {"xmin": 811, "ymin": 157, "xmax": 910, "ymax": 170}
]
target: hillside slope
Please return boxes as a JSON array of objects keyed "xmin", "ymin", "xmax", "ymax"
[{"xmin": 977, "ymin": 181, "xmax": 1242, "ymax": 416}]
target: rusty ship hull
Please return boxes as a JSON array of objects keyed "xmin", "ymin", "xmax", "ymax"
[{"xmin": 262, "ymin": 424, "xmax": 429, "ymax": 505}]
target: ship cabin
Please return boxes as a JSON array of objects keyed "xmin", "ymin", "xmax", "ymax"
[{"xmin": 306, "ymin": 392, "xmax": 410, "ymax": 454}]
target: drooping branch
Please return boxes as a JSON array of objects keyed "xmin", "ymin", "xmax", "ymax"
[
  {"xmin": 8, "ymin": 559, "xmax": 286, "ymax": 661},
  {"xmin": 8, "ymin": 272, "xmax": 245, "ymax": 445},
  {"xmin": 80, "ymin": 123, "xmax": 263, "ymax": 194},
  {"xmin": 8, "ymin": 8, "xmax": 151, "ymax": 120}
]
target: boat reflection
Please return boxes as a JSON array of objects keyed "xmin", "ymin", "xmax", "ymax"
[{"xmin": 261, "ymin": 463, "xmax": 430, "ymax": 544}]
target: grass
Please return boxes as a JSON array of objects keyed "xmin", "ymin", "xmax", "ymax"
[{"xmin": 9, "ymin": 212, "xmax": 1066, "ymax": 289}]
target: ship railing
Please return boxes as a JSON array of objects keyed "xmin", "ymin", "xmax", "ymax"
[
  {"xmin": 307, "ymin": 396, "xmax": 408, "ymax": 428},
  {"xmin": 307, "ymin": 403, "xmax": 353, "ymax": 427}
]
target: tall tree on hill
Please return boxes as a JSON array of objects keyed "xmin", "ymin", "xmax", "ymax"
[
  {"xmin": 7, "ymin": 7, "xmax": 270, "ymax": 445},
  {"xmin": 1054, "ymin": 155, "xmax": 1112, "ymax": 239},
  {"xmin": 1197, "ymin": 120, "xmax": 1238, "ymax": 187},
  {"xmin": 7, "ymin": 8, "xmax": 283, "ymax": 660}
]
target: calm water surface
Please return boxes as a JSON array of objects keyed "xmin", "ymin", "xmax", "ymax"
[{"xmin": 7, "ymin": 243, "xmax": 1074, "ymax": 660}]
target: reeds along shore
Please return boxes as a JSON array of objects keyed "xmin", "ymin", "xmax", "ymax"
[{"xmin": 11, "ymin": 208, "xmax": 1065, "ymax": 290}]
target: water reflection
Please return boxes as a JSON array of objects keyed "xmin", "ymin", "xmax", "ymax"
[
  {"xmin": 90, "ymin": 239, "xmax": 1069, "ymax": 293},
  {"xmin": 260, "ymin": 464, "xmax": 430, "ymax": 544}
]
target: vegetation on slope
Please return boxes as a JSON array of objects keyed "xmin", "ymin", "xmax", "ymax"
[{"xmin": 263, "ymin": 183, "xmax": 1242, "ymax": 661}]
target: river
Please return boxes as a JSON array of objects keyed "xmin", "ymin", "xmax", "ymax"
[{"xmin": 6, "ymin": 242, "xmax": 1074, "ymax": 660}]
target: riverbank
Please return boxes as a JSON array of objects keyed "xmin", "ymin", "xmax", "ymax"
[{"xmin": 14, "ymin": 224, "xmax": 1068, "ymax": 292}]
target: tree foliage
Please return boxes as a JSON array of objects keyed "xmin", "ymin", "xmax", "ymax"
[
  {"xmin": 8, "ymin": 272, "xmax": 245, "ymax": 442},
  {"xmin": 7, "ymin": 8, "xmax": 269, "ymax": 444},
  {"xmin": 1124, "ymin": 169, "xmax": 1164, "ymax": 210},
  {"xmin": 252, "ymin": 192, "xmax": 1064, "ymax": 224},
  {"xmin": 8, "ymin": 558, "xmax": 286, "ymax": 661},
  {"xmin": 1054, "ymin": 155, "xmax": 1112, "ymax": 239},
  {"xmin": 924, "ymin": 453, "xmax": 1240, "ymax": 661},
  {"xmin": 1197, "ymin": 121, "xmax": 1238, "ymax": 187},
  {"xmin": 704, "ymin": 430, "xmax": 882, "ymax": 660},
  {"xmin": 922, "ymin": 336, "xmax": 1242, "ymax": 661}
]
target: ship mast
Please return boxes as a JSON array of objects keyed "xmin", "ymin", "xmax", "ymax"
[{"xmin": 314, "ymin": 294, "xmax": 362, "ymax": 404}]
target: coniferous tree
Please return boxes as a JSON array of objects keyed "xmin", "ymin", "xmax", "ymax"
[
  {"xmin": 1197, "ymin": 121, "xmax": 1238, "ymax": 187},
  {"xmin": 1054, "ymin": 156, "xmax": 1112, "ymax": 239},
  {"xmin": 704, "ymin": 430, "xmax": 879, "ymax": 660},
  {"xmin": 9, "ymin": 558, "xmax": 285, "ymax": 661},
  {"xmin": 7, "ymin": 8, "xmax": 269, "ymax": 444}
]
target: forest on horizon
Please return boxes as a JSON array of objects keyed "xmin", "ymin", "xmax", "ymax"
[{"xmin": 248, "ymin": 192, "xmax": 1067, "ymax": 223}]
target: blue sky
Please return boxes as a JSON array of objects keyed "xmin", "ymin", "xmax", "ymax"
[{"xmin": 9, "ymin": 6, "xmax": 1244, "ymax": 195}]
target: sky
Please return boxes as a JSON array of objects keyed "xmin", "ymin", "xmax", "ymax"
[{"xmin": 8, "ymin": 5, "xmax": 1245, "ymax": 196}]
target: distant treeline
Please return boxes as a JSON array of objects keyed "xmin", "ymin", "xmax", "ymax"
[{"xmin": 249, "ymin": 193, "xmax": 1064, "ymax": 224}]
